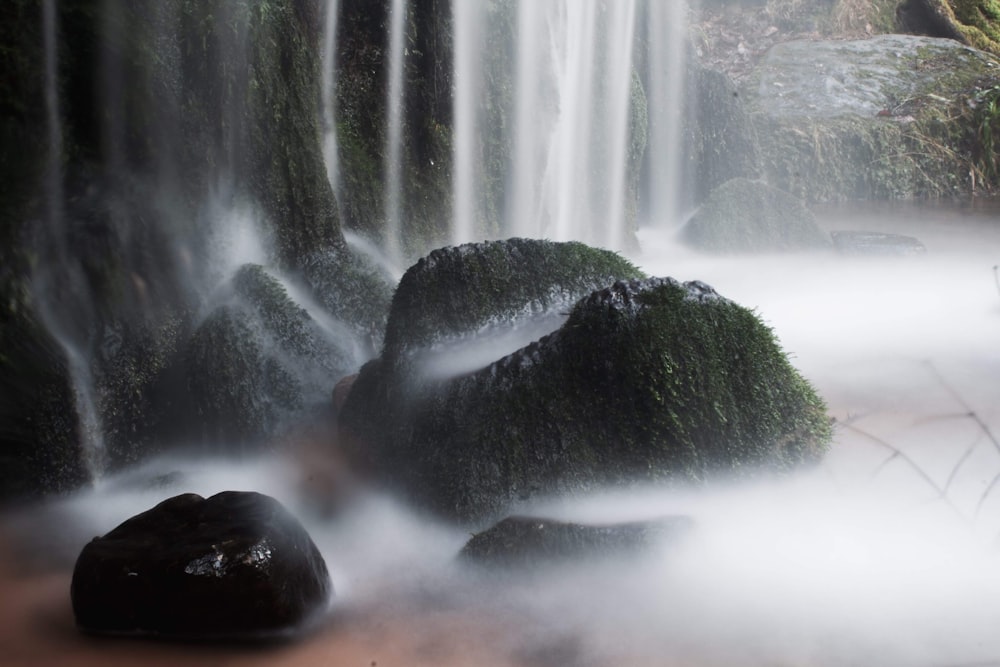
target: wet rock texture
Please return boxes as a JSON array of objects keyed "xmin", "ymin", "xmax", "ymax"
[
  {"xmin": 341, "ymin": 242, "xmax": 832, "ymax": 523},
  {"xmin": 743, "ymin": 34, "xmax": 1000, "ymax": 201},
  {"xmin": 459, "ymin": 515, "xmax": 693, "ymax": 568},
  {"xmin": 70, "ymin": 491, "xmax": 331, "ymax": 640}
]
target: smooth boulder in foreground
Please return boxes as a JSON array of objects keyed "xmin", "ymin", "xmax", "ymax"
[{"xmin": 70, "ymin": 491, "xmax": 331, "ymax": 640}]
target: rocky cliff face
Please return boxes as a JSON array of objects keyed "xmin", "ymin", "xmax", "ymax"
[{"xmin": 0, "ymin": 0, "xmax": 363, "ymax": 499}]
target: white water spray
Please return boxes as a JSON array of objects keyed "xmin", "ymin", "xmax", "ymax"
[
  {"xmin": 37, "ymin": 0, "xmax": 109, "ymax": 484},
  {"xmin": 460, "ymin": 1, "xmax": 645, "ymax": 249},
  {"xmin": 644, "ymin": 1, "xmax": 691, "ymax": 228},
  {"xmin": 321, "ymin": 0, "xmax": 343, "ymax": 215},
  {"xmin": 451, "ymin": 0, "xmax": 483, "ymax": 246},
  {"xmin": 385, "ymin": 0, "xmax": 408, "ymax": 263},
  {"xmin": 599, "ymin": 0, "xmax": 638, "ymax": 249}
]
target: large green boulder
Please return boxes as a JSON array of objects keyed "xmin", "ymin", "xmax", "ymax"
[{"xmin": 340, "ymin": 244, "xmax": 832, "ymax": 523}]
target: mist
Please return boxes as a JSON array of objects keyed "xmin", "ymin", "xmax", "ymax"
[{"xmin": 6, "ymin": 203, "xmax": 996, "ymax": 667}]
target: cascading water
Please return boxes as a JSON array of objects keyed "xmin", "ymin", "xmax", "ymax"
[
  {"xmin": 384, "ymin": 0, "xmax": 408, "ymax": 263},
  {"xmin": 597, "ymin": 0, "xmax": 638, "ymax": 249},
  {"xmin": 450, "ymin": 0, "xmax": 483, "ymax": 246},
  {"xmin": 451, "ymin": 0, "xmax": 656, "ymax": 250},
  {"xmin": 321, "ymin": 0, "xmax": 343, "ymax": 213},
  {"xmin": 35, "ymin": 0, "xmax": 109, "ymax": 484},
  {"xmin": 643, "ymin": 1, "xmax": 692, "ymax": 228}
]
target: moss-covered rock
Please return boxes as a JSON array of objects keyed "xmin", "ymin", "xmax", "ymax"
[
  {"xmin": 899, "ymin": 0, "xmax": 1000, "ymax": 56},
  {"xmin": 683, "ymin": 178, "xmax": 832, "ymax": 253},
  {"xmin": 380, "ymin": 238, "xmax": 645, "ymax": 363},
  {"xmin": 299, "ymin": 247, "xmax": 395, "ymax": 353},
  {"xmin": 178, "ymin": 265, "xmax": 356, "ymax": 450},
  {"xmin": 341, "ymin": 273, "xmax": 832, "ymax": 523},
  {"xmin": 743, "ymin": 34, "xmax": 1000, "ymax": 200}
]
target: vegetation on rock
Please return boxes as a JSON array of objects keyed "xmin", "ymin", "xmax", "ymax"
[
  {"xmin": 381, "ymin": 238, "xmax": 644, "ymax": 362},
  {"xmin": 342, "ymin": 268, "xmax": 832, "ymax": 523}
]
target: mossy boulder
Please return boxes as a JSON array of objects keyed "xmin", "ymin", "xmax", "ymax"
[
  {"xmin": 299, "ymin": 247, "xmax": 394, "ymax": 354},
  {"xmin": 178, "ymin": 264, "xmax": 356, "ymax": 449},
  {"xmin": 743, "ymin": 34, "xmax": 1000, "ymax": 200},
  {"xmin": 341, "ymin": 272, "xmax": 832, "ymax": 523},
  {"xmin": 683, "ymin": 178, "xmax": 831, "ymax": 253},
  {"xmin": 380, "ymin": 238, "xmax": 645, "ymax": 365}
]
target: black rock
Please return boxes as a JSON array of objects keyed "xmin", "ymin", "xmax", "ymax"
[
  {"xmin": 70, "ymin": 491, "xmax": 332, "ymax": 640},
  {"xmin": 459, "ymin": 515, "xmax": 693, "ymax": 568}
]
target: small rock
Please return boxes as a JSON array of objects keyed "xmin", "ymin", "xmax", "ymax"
[
  {"xmin": 459, "ymin": 515, "xmax": 693, "ymax": 568},
  {"xmin": 831, "ymin": 230, "xmax": 927, "ymax": 256}
]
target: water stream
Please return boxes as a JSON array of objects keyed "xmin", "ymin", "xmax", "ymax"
[
  {"xmin": 384, "ymin": 0, "xmax": 408, "ymax": 263},
  {"xmin": 36, "ymin": 0, "xmax": 109, "ymax": 484},
  {"xmin": 321, "ymin": 0, "xmax": 343, "ymax": 215}
]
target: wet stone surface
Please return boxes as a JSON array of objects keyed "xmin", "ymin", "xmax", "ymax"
[{"xmin": 70, "ymin": 491, "xmax": 332, "ymax": 641}]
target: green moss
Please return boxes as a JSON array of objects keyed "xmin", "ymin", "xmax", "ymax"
[
  {"xmin": 754, "ymin": 96, "xmax": 998, "ymax": 201},
  {"xmin": 342, "ymin": 273, "xmax": 831, "ymax": 523},
  {"xmin": 382, "ymin": 238, "xmax": 645, "ymax": 360}
]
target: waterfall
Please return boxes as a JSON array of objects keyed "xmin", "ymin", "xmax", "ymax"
[
  {"xmin": 385, "ymin": 0, "xmax": 408, "ymax": 262},
  {"xmin": 321, "ymin": 0, "xmax": 343, "ymax": 216},
  {"xmin": 645, "ymin": 1, "xmax": 691, "ymax": 228},
  {"xmin": 37, "ymin": 0, "xmax": 109, "ymax": 484},
  {"xmin": 600, "ymin": 0, "xmax": 638, "ymax": 249},
  {"xmin": 453, "ymin": 0, "xmax": 654, "ymax": 250},
  {"xmin": 451, "ymin": 0, "xmax": 483, "ymax": 246}
]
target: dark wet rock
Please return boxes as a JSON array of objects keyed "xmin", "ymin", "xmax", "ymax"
[
  {"xmin": 743, "ymin": 34, "xmax": 1000, "ymax": 200},
  {"xmin": 683, "ymin": 178, "xmax": 831, "ymax": 253},
  {"xmin": 299, "ymin": 248, "xmax": 394, "ymax": 354},
  {"xmin": 341, "ymin": 274, "xmax": 831, "ymax": 522},
  {"xmin": 178, "ymin": 264, "xmax": 357, "ymax": 448},
  {"xmin": 332, "ymin": 373, "xmax": 357, "ymax": 415},
  {"xmin": 831, "ymin": 230, "xmax": 928, "ymax": 256},
  {"xmin": 459, "ymin": 515, "xmax": 693, "ymax": 568},
  {"xmin": 70, "ymin": 491, "xmax": 331, "ymax": 640}
]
